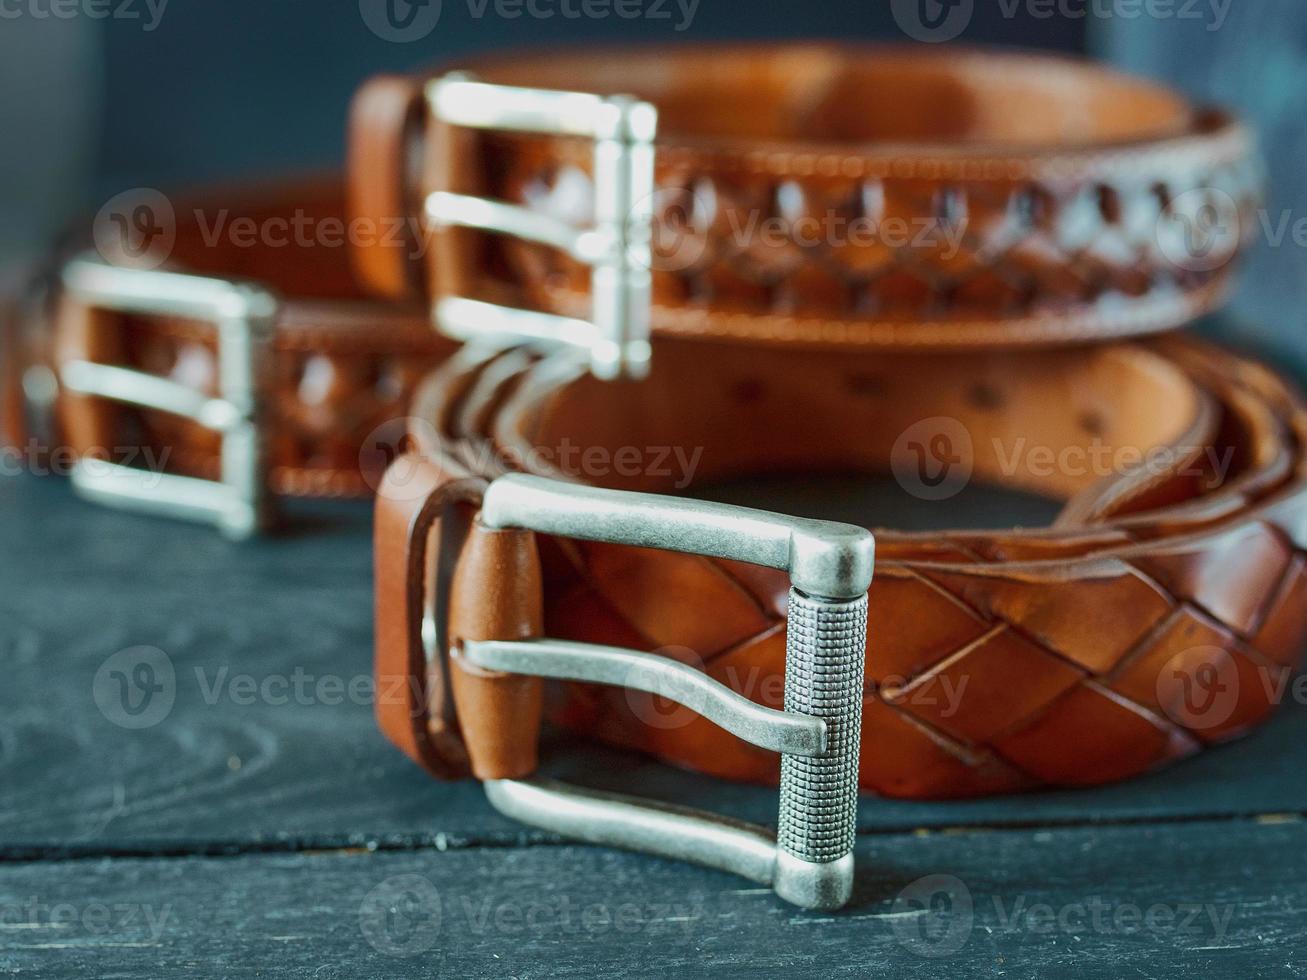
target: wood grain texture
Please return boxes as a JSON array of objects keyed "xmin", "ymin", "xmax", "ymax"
[
  {"xmin": 2, "ymin": 819, "xmax": 1304, "ymax": 978},
  {"xmin": 1, "ymin": 465, "xmax": 1304, "ymax": 978},
  {"xmin": 3, "ymin": 474, "xmax": 1307, "ymax": 854}
]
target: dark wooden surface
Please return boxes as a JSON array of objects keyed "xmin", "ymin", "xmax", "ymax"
[{"xmin": 2, "ymin": 472, "xmax": 1307, "ymax": 978}]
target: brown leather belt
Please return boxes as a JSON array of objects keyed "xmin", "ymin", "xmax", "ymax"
[
  {"xmin": 377, "ymin": 332, "xmax": 1307, "ymax": 790},
  {"xmin": 371, "ymin": 331, "xmax": 1307, "ymax": 906},
  {"xmin": 349, "ymin": 44, "xmax": 1261, "ymax": 353},
  {"xmin": 2, "ymin": 180, "xmax": 456, "ymax": 536}
]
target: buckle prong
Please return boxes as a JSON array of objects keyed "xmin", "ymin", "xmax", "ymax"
[
  {"xmin": 468, "ymin": 473, "xmax": 874, "ymax": 910},
  {"xmin": 463, "ymin": 637, "xmax": 828, "ymax": 757}
]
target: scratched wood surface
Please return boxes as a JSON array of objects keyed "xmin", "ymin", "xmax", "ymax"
[
  {"xmin": 1, "ymin": 465, "xmax": 1306, "ymax": 977},
  {"xmin": 2, "ymin": 817, "xmax": 1303, "ymax": 977}
]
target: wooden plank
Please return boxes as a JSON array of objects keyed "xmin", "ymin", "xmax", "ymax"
[
  {"xmin": 1, "ymin": 818, "xmax": 1302, "ymax": 978},
  {"xmin": 3, "ymin": 473, "xmax": 1307, "ymax": 851}
]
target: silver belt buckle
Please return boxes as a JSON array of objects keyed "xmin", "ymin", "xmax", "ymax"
[
  {"xmin": 424, "ymin": 73, "xmax": 657, "ymax": 382},
  {"xmin": 458, "ymin": 473, "xmax": 874, "ymax": 910},
  {"xmin": 57, "ymin": 256, "xmax": 278, "ymax": 539}
]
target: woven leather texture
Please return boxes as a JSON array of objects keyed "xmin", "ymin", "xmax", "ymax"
[
  {"xmin": 392, "ymin": 337, "xmax": 1307, "ymax": 799},
  {"xmin": 97, "ymin": 311, "xmax": 450, "ymax": 497},
  {"xmin": 489, "ymin": 131, "xmax": 1260, "ymax": 349},
  {"xmin": 28, "ymin": 181, "xmax": 456, "ymax": 500}
]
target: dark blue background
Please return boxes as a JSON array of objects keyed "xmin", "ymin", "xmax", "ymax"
[
  {"xmin": 3, "ymin": 0, "xmax": 1304, "ymax": 367},
  {"xmin": 95, "ymin": 0, "xmax": 1084, "ymax": 187}
]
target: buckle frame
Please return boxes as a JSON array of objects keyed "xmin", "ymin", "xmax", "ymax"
[
  {"xmin": 424, "ymin": 73, "xmax": 657, "ymax": 382},
  {"xmin": 460, "ymin": 473, "xmax": 874, "ymax": 910},
  {"xmin": 57, "ymin": 256, "xmax": 277, "ymax": 539}
]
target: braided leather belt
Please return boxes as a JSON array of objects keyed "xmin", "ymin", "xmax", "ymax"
[
  {"xmin": 373, "ymin": 333, "xmax": 1307, "ymax": 909},
  {"xmin": 2, "ymin": 181, "xmax": 455, "ymax": 537},
  {"xmin": 349, "ymin": 44, "xmax": 1261, "ymax": 367}
]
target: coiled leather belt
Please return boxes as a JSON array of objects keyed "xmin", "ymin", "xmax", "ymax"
[
  {"xmin": 372, "ymin": 331, "xmax": 1307, "ymax": 908},
  {"xmin": 2, "ymin": 181, "xmax": 455, "ymax": 536},
  {"xmin": 349, "ymin": 44, "xmax": 1261, "ymax": 355}
]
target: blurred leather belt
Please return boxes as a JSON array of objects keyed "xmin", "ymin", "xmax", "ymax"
[
  {"xmin": 373, "ymin": 332, "xmax": 1307, "ymax": 908},
  {"xmin": 1, "ymin": 180, "xmax": 456, "ymax": 537},
  {"xmin": 348, "ymin": 44, "xmax": 1260, "ymax": 364}
]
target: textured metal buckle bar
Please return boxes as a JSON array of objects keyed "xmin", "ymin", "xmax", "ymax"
[
  {"xmin": 58, "ymin": 256, "xmax": 277, "ymax": 539},
  {"xmin": 425, "ymin": 73, "xmax": 657, "ymax": 381},
  {"xmin": 461, "ymin": 473, "xmax": 874, "ymax": 910}
]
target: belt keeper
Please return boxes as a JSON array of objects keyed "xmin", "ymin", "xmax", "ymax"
[{"xmin": 448, "ymin": 518, "xmax": 546, "ymax": 780}]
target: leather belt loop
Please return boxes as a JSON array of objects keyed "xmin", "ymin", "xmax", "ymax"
[
  {"xmin": 0, "ymin": 267, "xmax": 32, "ymax": 452},
  {"xmin": 347, "ymin": 74, "xmax": 430, "ymax": 301},
  {"xmin": 373, "ymin": 455, "xmax": 485, "ymax": 779},
  {"xmin": 446, "ymin": 517, "xmax": 546, "ymax": 781}
]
